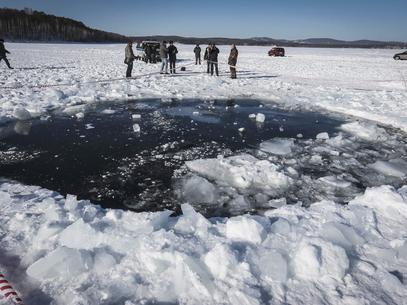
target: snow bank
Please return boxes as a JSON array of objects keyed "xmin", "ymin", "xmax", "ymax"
[
  {"xmin": 1, "ymin": 44, "xmax": 407, "ymax": 132},
  {"xmin": 1, "ymin": 180, "xmax": 407, "ymax": 305}
]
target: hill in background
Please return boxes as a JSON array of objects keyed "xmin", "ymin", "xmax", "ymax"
[{"xmin": 0, "ymin": 8, "xmax": 128, "ymax": 42}]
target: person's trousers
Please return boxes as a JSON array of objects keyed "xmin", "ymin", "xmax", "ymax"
[
  {"xmin": 210, "ymin": 62, "xmax": 219, "ymax": 76},
  {"xmin": 0, "ymin": 56, "xmax": 12, "ymax": 69},
  {"xmin": 206, "ymin": 61, "xmax": 210, "ymax": 73},
  {"xmin": 161, "ymin": 58, "xmax": 168, "ymax": 73},
  {"xmin": 230, "ymin": 67, "xmax": 237, "ymax": 79},
  {"xmin": 169, "ymin": 60, "xmax": 176, "ymax": 73},
  {"xmin": 126, "ymin": 61, "xmax": 133, "ymax": 78},
  {"xmin": 195, "ymin": 55, "xmax": 201, "ymax": 65}
]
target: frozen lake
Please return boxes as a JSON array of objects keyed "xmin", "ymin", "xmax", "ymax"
[{"xmin": 1, "ymin": 44, "xmax": 407, "ymax": 305}]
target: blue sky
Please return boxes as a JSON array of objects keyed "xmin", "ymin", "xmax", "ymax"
[{"xmin": 2, "ymin": 0, "xmax": 407, "ymax": 41}]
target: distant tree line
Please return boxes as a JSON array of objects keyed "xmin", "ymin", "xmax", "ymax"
[{"xmin": 0, "ymin": 8, "xmax": 129, "ymax": 42}]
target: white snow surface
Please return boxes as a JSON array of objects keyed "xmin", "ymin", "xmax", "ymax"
[
  {"xmin": 1, "ymin": 44, "xmax": 407, "ymax": 304},
  {"xmin": 0, "ymin": 181, "xmax": 407, "ymax": 304},
  {"xmin": 1, "ymin": 44, "xmax": 407, "ymax": 131}
]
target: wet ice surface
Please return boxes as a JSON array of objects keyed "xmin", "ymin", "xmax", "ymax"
[{"xmin": 0, "ymin": 99, "xmax": 406, "ymax": 217}]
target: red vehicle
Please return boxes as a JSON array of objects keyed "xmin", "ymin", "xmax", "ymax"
[{"xmin": 268, "ymin": 47, "xmax": 285, "ymax": 57}]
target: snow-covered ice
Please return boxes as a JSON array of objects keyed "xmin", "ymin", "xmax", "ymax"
[{"xmin": 1, "ymin": 44, "xmax": 407, "ymax": 304}]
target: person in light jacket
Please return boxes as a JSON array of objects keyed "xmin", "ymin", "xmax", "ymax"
[
  {"xmin": 194, "ymin": 44, "xmax": 201, "ymax": 65},
  {"xmin": 124, "ymin": 41, "xmax": 135, "ymax": 78},
  {"xmin": 0, "ymin": 38, "xmax": 13, "ymax": 69},
  {"xmin": 228, "ymin": 44, "xmax": 238, "ymax": 79},
  {"xmin": 159, "ymin": 41, "xmax": 169, "ymax": 74},
  {"xmin": 203, "ymin": 43, "xmax": 212, "ymax": 73}
]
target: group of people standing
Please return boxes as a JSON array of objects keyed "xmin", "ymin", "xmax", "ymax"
[
  {"xmin": 159, "ymin": 41, "xmax": 178, "ymax": 74},
  {"xmin": 193, "ymin": 43, "xmax": 238, "ymax": 79},
  {"xmin": 124, "ymin": 40, "xmax": 238, "ymax": 79}
]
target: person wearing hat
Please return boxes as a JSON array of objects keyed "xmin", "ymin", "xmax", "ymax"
[
  {"xmin": 194, "ymin": 44, "xmax": 201, "ymax": 65},
  {"xmin": 0, "ymin": 39, "xmax": 13, "ymax": 69},
  {"xmin": 208, "ymin": 43, "xmax": 220, "ymax": 76}
]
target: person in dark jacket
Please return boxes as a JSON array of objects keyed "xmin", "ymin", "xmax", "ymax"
[
  {"xmin": 228, "ymin": 44, "xmax": 238, "ymax": 79},
  {"xmin": 167, "ymin": 41, "xmax": 178, "ymax": 74},
  {"xmin": 124, "ymin": 41, "xmax": 135, "ymax": 78},
  {"xmin": 0, "ymin": 39, "xmax": 13, "ymax": 69},
  {"xmin": 145, "ymin": 44, "xmax": 152, "ymax": 63},
  {"xmin": 203, "ymin": 43, "xmax": 212, "ymax": 73},
  {"xmin": 194, "ymin": 44, "xmax": 201, "ymax": 65},
  {"xmin": 208, "ymin": 43, "xmax": 220, "ymax": 76}
]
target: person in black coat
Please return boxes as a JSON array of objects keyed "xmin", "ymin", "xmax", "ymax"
[
  {"xmin": 145, "ymin": 44, "xmax": 152, "ymax": 63},
  {"xmin": 204, "ymin": 43, "xmax": 212, "ymax": 73},
  {"xmin": 194, "ymin": 44, "xmax": 201, "ymax": 65},
  {"xmin": 208, "ymin": 43, "xmax": 219, "ymax": 76},
  {"xmin": 0, "ymin": 39, "xmax": 13, "ymax": 69},
  {"xmin": 167, "ymin": 41, "xmax": 178, "ymax": 74}
]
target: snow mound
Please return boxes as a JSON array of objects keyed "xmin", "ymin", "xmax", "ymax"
[{"xmin": 0, "ymin": 180, "xmax": 407, "ymax": 304}]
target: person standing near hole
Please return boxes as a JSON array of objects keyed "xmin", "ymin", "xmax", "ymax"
[
  {"xmin": 0, "ymin": 38, "xmax": 13, "ymax": 69},
  {"xmin": 168, "ymin": 41, "xmax": 178, "ymax": 74},
  {"xmin": 159, "ymin": 41, "xmax": 169, "ymax": 74},
  {"xmin": 124, "ymin": 41, "xmax": 135, "ymax": 78},
  {"xmin": 204, "ymin": 43, "xmax": 212, "ymax": 73},
  {"xmin": 228, "ymin": 44, "xmax": 238, "ymax": 79},
  {"xmin": 194, "ymin": 44, "xmax": 201, "ymax": 65},
  {"xmin": 209, "ymin": 43, "xmax": 220, "ymax": 76}
]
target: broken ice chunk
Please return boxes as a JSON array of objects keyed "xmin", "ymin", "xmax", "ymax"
[
  {"xmin": 13, "ymin": 107, "xmax": 31, "ymax": 121},
  {"xmin": 75, "ymin": 112, "xmax": 84, "ymax": 119},
  {"xmin": 369, "ymin": 160, "xmax": 407, "ymax": 178},
  {"xmin": 181, "ymin": 175, "xmax": 218, "ymax": 205},
  {"xmin": 316, "ymin": 132, "xmax": 330, "ymax": 140},
  {"xmin": 133, "ymin": 124, "xmax": 141, "ymax": 133},
  {"xmin": 256, "ymin": 113, "xmax": 266, "ymax": 123},
  {"xmin": 259, "ymin": 138, "xmax": 294, "ymax": 155},
  {"xmin": 132, "ymin": 114, "xmax": 141, "ymax": 120},
  {"xmin": 101, "ymin": 109, "xmax": 116, "ymax": 115},
  {"xmin": 27, "ymin": 246, "xmax": 93, "ymax": 281},
  {"xmin": 226, "ymin": 216, "xmax": 266, "ymax": 244}
]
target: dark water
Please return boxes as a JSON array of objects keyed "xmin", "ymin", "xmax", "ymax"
[{"xmin": 0, "ymin": 99, "xmax": 344, "ymax": 212}]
